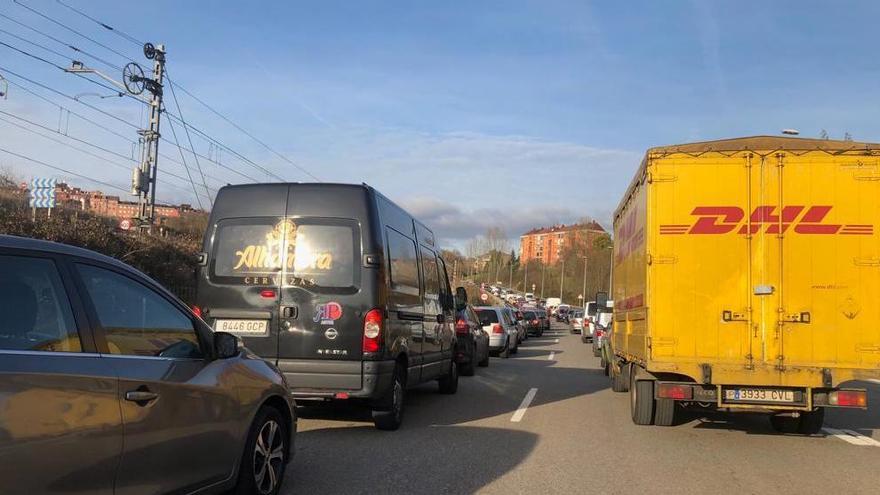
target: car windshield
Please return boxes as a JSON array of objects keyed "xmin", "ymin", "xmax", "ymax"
[{"xmin": 523, "ymin": 311, "xmax": 536, "ymax": 319}]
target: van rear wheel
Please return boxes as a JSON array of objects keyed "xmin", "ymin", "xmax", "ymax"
[{"xmin": 372, "ymin": 365, "xmax": 405, "ymax": 431}]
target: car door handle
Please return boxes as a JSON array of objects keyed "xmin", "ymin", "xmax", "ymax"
[{"xmin": 125, "ymin": 390, "xmax": 159, "ymax": 404}]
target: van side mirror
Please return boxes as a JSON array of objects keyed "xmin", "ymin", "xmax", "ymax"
[
  {"xmin": 214, "ymin": 332, "xmax": 240, "ymax": 359},
  {"xmin": 455, "ymin": 287, "xmax": 468, "ymax": 311}
]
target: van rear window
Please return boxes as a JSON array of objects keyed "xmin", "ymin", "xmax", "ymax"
[{"xmin": 212, "ymin": 217, "xmax": 357, "ymax": 289}]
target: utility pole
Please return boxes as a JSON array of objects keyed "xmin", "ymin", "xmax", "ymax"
[
  {"xmin": 509, "ymin": 260, "xmax": 513, "ymax": 288},
  {"xmin": 68, "ymin": 43, "xmax": 165, "ymax": 231},
  {"xmin": 134, "ymin": 44, "xmax": 166, "ymax": 228}
]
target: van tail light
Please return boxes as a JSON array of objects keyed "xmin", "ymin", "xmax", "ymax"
[
  {"xmin": 595, "ymin": 329, "xmax": 605, "ymax": 338},
  {"xmin": 492, "ymin": 323, "xmax": 503, "ymax": 334},
  {"xmin": 531, "ymin": 319, "xmax": 538, "ymax": 325},
  {"xmin": 455, "ymin": 319, "xmax": 469, "ymax": 334},
  {"xmin": 363, "ymin": 309, "xmax": 383, "ymax": 353},
  {"xmin": 829, "ymin": 390, "xmax": 867, "ymax": 408},
  {"xmin": 259, "ymin": 289, "xmax": 276, "ymax": 299},
  {"xmin": 656, "ymin": 383, "xmax": 693, "ymax": 400},
  {"xmin": 191, "ymin": 305, "xmax": 203, "ymax": 319}
]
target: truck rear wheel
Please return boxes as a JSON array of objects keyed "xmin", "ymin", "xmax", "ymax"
[
  {"xmin": 611, "ymin": 362, "xmax": 629, "ymax": 393},
  {"xmin": 654, "ymin": 398, "xmax": 676, "ymax": 426},
  {"xmin": 630, "ymin": 373, "xmax": 655, "ymax": 426},
  {"xmin": 797, "ymin": 408, "xmax": 825, "ymax": 435}
]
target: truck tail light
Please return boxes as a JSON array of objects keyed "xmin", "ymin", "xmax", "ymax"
[
  {"xmin": 656, "ymin": 383, "xmax": 693, "ymax": 400},
  {"xmin": 829, "ymin": 390, "xmax": 867, "ymax": 407},
  {"xmin": 363, "ymin": 309, "xmax": 383, "ymax": 353},
  {"xmin": 492, "ymin": 323, "xmax": 503, "ymax": 334},
  {"xmin": 455, "ymin": 318, "xmax": 469, "ymax": 334}
]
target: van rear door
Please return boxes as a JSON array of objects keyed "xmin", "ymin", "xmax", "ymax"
[
  {"xmin": 275, "ymin": 218, "xmax": 363, "ymax": 368},
  {"xmin": 207, "ymin": 217, "xmax": 287, "ymax": 361}
]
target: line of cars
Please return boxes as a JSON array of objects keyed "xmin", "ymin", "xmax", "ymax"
[{"xmin": 0, "ymin": 183, "xmax": 500, "ymax": 494}]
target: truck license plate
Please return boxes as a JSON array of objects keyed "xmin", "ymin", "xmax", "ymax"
[
  {"xmin": 214, "ymin": 319, "xmax": 269, "ymax": 335},
  {"xmin": 725, "ymin": 388, "xmax": 794, "ymax": 403}
]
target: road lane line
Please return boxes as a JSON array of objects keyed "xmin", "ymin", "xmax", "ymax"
[
  {"xmin": 554, "ymin": 338, "xmax": 559, "ymax": 343},
  {"xmin": 823, "ymin": 427, "xmax": 878, "ymax": 446},
  {"xmin": 511, "ymin": 387, "xmax": 538, "ymax": 422},
  {"xmin": 548, "ymin": 351, "xmax": 555, "ymax": 361}
]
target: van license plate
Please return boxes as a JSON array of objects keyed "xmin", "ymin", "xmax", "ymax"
[
  {"xmin": 725, "ymin": 388, "xmax": 794, "ymax": 403},
  {"xmin": 214, "ymin": 319, "xmax": 269, "ymax": 335}
]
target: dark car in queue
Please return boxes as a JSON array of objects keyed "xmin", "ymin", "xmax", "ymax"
[
  {"xmin": 521, "ymin": 309, "xmax": 544, "ymax": 337},
  {"xmin": 0, "ymin": 235, "xmax": 295, "ymax": 495},
  {"xmin": 195, "ymin": 183, "xmax": 459, "ymax": 431},
  {"xmin": 452, "ymin": 290, "xmax": 490, "ymax": 375}
]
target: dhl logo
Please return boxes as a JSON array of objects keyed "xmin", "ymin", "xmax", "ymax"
[{"xmin": 660, "ymin": 206, "xmax": 873, "ymax": 236}]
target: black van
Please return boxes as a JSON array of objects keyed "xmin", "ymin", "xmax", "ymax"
[{"xmin": 196, "ymin": 183, "xmax": 459, "ymax": 430}]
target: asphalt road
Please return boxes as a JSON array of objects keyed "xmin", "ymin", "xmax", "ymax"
[{"xmin": 284, "ymin": 321, "xmax": 880, "ymax": 494}]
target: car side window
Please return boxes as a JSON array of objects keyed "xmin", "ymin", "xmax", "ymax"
[
  {"xmin": 386, "ymin": 227, "xmax": 421, "ymax": 307},
  {"xmin": 75, "ymin": 264, "xmax": 202, "ymax": 359},
  {"xmin": 0, "ymin": 255, "xmax": 80, "ymax": 353}
]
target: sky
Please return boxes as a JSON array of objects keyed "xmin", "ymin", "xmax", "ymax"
[{"xmin": 2, "ymin": 0, "xmax": 880, "ymax": 249}]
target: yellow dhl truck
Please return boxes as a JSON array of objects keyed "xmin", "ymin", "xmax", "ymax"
[{"xmin": 610, "ymin": 136, "xmax": 880, "ymax": 432}]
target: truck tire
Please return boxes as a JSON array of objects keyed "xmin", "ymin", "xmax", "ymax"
[
  {"xmin": 372, "ymin": 364, "xmax": 406, "ymax": 431},
  {"xmin": 438, "ymin": 359, "xmax": 459, "ymax": 394},
  {"xmin": 797, "ymin": 408, "xmax": 825, "ymax": 435},
  {"xmin": 654, "ymin": 398, "xmax": 676, "ymax": 426},
  {"xmin": 611, "ymin": 362, "xmax": 629, "ymax": 393},
  {"xmin": 630, "ymin": 373, "xmax": 655, "ymax": 426}
]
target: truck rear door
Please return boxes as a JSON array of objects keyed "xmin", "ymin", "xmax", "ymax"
[
  {"xmin": 763, "ymin": 153, "xmax": 880, "ymax": 370},
  {"xmin": 652, "ymin": 154, "xmax": 753, "ymax": 366}
]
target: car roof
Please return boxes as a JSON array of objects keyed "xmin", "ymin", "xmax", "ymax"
[{"xmin": 0, "ymin": 234, "xmax": 164, "ymax": 290}]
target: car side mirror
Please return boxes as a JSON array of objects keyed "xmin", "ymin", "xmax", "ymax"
[
  {"xmin": 454, "ymin": 286, "xmax": 468, "ymax": 311},
  {"xmin": 214, "ymin": 331, "xmax": 240, "ymax": 359}
]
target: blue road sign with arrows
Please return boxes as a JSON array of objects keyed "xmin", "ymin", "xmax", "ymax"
[{"xmin": 29, "ymin": 177, "xmax": 56, "ymax": 208}]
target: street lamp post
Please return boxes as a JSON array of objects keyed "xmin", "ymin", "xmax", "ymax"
[
  {"xmin": 580, "ymin": 255, "xmax": 588, "ymax": 306},
  {"xmin": 559, "ymin": 259, "xmax": 565, "ymax": 300},
  {"xmin": 540, "ymin": 262, "xmax": 545, "ymax": 298},
  {"xmin": 523, "ymin": 261, "xmax": 529, "ymax": 293}
]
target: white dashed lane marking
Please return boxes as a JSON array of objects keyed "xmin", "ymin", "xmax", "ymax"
[
  {"xmin": 511, "ymin": 388, "xmax": 538, "ymax": 422},
  {"xmin": 548, "ymin": 351, "xmax": 555, "ymax": 361},
  {"xmin": 824, "ymin": 428, "xmax": 880, "ymax": 447}
]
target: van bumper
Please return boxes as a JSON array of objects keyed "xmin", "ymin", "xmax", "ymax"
[{"xmin": 278, "ymin": 359, "xmax": 395, "ymax": 400}]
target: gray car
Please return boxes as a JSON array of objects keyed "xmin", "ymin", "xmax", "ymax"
[{"xmin": 0, "ymin": 235, "xmax": 295, "ymax": 495}]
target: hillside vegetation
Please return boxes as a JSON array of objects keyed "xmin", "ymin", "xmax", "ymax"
[{"xmin": 0, "ymin": 185, "xmax": 202, "ymax": 303}]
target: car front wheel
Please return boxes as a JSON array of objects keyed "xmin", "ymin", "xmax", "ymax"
[{"xmin": 235, "ymin": 406, "xmax": 289, "ymax": 495}]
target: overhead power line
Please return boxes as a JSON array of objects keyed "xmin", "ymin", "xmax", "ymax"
[
  {"xmin": 0, "ymin": 66, "xmax": 253, "ymax": 184},
  {"xmin": 12, "ymin": 0, "xmax": 137, "ymax": 64},
  {"xmin": 0, "ymin": 11, "xmax": 122, "ymax": 71},
  {"xmin": 168, "ymin": 76, "xmax": 321, "ymax": 181},
  {"xmin": 164, "ymin": 115, "xmax": 205, "ymax": 210},
  {"xmin": 0, "ymin": 144, "xmax": 132, "ymax": 195},
  {"xmin": 0, "ymin": 109, "xmax": 216, "ymax": 199},
  {"xmin": 165, "ymin": 67, "xmax": 212, "ymax": 206},
  {"xmin": 55, "ymin": 0, "xmax": 144, "ymax": 47},
  {"xmin": 28, "ymin": 0, "xmax": 319, "ymax": 182}
]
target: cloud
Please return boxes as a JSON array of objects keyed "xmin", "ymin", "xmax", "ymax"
[{"xmin": 399, "ymin": 197, "xmax": 602, "ymax": 251}]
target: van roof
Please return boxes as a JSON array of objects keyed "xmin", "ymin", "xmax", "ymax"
[{"xmin": 615, "ymin": 135, "xmax": 880, "ymax": 221}]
